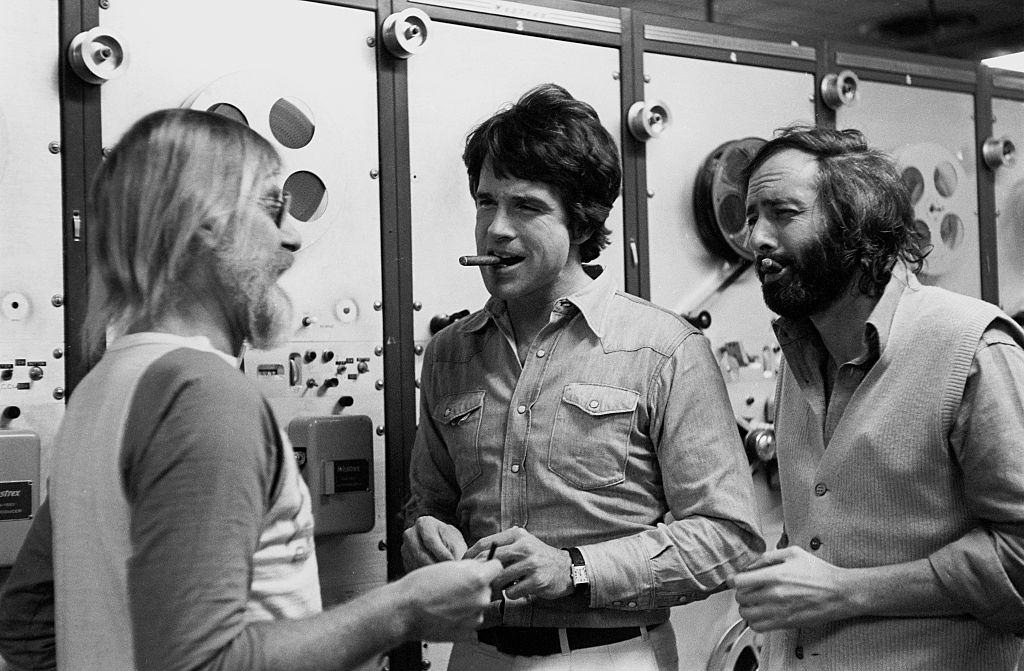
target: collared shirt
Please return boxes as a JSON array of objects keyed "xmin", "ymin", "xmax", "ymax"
[
  {"xmin": 772, "ymin": 266, "xmax": 1024, "ymax": 636},
  {"xmin": 406, "ymin": 270, "xmax": 763, "ymax": 628}
]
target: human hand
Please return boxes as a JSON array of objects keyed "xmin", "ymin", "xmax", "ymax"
[
  {"xmin": 398, "ymin": 558, "xmax": 503, "ymax": 642},
  {"xmin": 732, "ymin": 546, "xmax": 855, "ymax": 632},
  {"xmin": 402, "ymin": 516, "xmax": 468, "ymax": 569},
  {"xmin": 464, "ymin": 527, "xmax": 573, "ymax": 601}
]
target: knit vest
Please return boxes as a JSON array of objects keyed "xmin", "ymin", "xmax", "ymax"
[{"xmin": 765, "ymin": 284, "xmax": 1024, "ymax": 670}]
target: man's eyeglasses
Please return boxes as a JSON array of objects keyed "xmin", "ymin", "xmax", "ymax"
[{"xmin": 260, "ymin": 192, "xmax": 291, "ymax": 228}]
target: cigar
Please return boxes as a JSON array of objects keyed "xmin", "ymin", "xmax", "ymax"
[{"xmin": 460, "ymin": 255, "xmax": 503, "ymax": 266}]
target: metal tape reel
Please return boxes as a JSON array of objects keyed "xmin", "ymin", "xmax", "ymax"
[
  {"xmin": 982, "ymin": 135, "xmax": 1017, "ymax": 170},
  {"xmin": 381, "ymin": 8, "xmax": 431, "ymax": 59},
  {"xmin": 627, "ymin": 100, "xmax": 671, "ymax": 141},
  {"xmin": 820, "ymin": 69, "xmax": 859, "ymax": 109},
  {"xmin": 67, "ymin": 27, "xmax": 129, "ymax": 85},
  {"xmin": 693, "ymin": 137, "xmax": 765, "ymax": 262},
  {"xmin": 707, "ymin": 619, "xmax": 763, "ymax": 671},
  {"xmin": 894, "ymin": 142, "xmax": 970, "ymax": 277}
]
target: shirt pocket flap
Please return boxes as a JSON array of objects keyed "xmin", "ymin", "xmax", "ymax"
[
  {"xmin": 433, "ymin": 390, "xmax": 485, "ymax": 425},
  {"xmin": 561, "ymin": 383, "xmax": 639, "ymax": 416}
]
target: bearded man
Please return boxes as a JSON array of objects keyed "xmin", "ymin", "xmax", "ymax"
[
  {"xmin": 0, "ymin": 108, "xmax": 500, "ymax": 671},
  {"xmin": 731, "ymin": 125, "xmax": 1024, "ymax": 670}
]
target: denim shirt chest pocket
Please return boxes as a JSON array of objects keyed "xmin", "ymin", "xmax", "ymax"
[
  {"xmin": 548, "ymin": 383, "xmax": 639, "ymax": 490},
  {"xmin": 432, "ymin": 390, "xmax": 485, "ymax": 487}
]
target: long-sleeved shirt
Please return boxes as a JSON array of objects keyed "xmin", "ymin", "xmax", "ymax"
[
  {"xmin": 405, "ymin": 269, "xmax": 764, "ymax": 628},
  {"xmin": 764, "ymin": 267, "xmax": 1024, "ymax": 670},
  {"xmin": 0, "ymin": 333, "xmax": 321, "ymax": 671}
]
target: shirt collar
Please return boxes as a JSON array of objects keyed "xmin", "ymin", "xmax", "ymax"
[
  {"xmin": 460, "ymin": 265, "xmax": 613, "ymax": 339},
  {"xmin": 773, "ymin": 263, "xmax": 915, "ymax": 366},
  {"xmin": 107, "ymin": 331, "xmax": 238, "ymax": 367}
]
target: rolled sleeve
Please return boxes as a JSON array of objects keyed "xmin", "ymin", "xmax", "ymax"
[
  {"xmin": 583, "ymin": 332, "xmax": 764, "ymax": 608},
  {"xmin": 930, "ymin": 324, "xmax": 1024, "ymax": 633}
]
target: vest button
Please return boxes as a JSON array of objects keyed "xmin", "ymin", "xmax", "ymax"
[
  {"xmin": 809, "ymin": 537, "xmax": 822, "ymax": 551},
  {"xmin": 814, "ymin": 483, "xmax": 827, "ymax": 496}
]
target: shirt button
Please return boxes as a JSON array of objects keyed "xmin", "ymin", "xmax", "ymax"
[
  {"xmin": 809, "ymin": 537, "xmax": 822, "ymax": 551},
  {"xmin": 510, "ymin": 464, "xmax": 520, "ymax": 473},
  {"xmin": 588, "ymin": 400, "xmax": 599, "ymax": 409},
  {"xmin": 444, "ymin": 408, "xmax": 452, "ymax": 417},
  {"xmin": 627, "ymin": 601, "xmax": 637, "ymax": 608},
  {"xmin": 536, "ymin": 349, "xmax": 546, "ymax": 358},
  {"xmin": 795, "ymin": 646, "xmax": 804, "ymax": 659},
  {"xmin": 517, "ymin": 404, "xmax": 526, "ymax": 414},
  {"xmin": 814, "ymin": 483, "xmax": 828, "ymax": 496}
]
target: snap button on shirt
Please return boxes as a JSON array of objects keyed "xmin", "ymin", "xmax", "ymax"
[
  {"xmin": 536, "ymin": 349, "xmax": 546, "ymax": 358},
  {"xmin": 517, "ymin": 404, "xmax": 526, "ymax": 414},
  {"xmin": 588, "ymin": 400, "xmax": 599, "ymax": 409},
  {"xmin": 510, "ymin": 464, "xmax": 520, "ymax": 473},
  {"xmin": 814, "ymin": 483, "xmax": 827, "ymax": 496},
  {"xmin": 809, "ymin": 537, "xmax": 822, "ymax": 551}
]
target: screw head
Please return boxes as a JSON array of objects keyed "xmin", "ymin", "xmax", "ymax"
[
  {"xmin": 51, "ymin": 295, "xmax": 64, "ymax": 307},
  {"xmin": 48, "ymin": 141, "xmax": 61, "ymax": 154}
]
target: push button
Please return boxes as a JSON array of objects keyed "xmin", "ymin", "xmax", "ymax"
[
  {"xmin": 517, "ymin": 404, "xmax": 527, "ymax": 414},
  {"xmin": 809, "ymin": 537, "xmax": 822, "ymax": 551},
  {"xmin": 814, "ymin": 483, "xmax": 828, "ymax": 496}
]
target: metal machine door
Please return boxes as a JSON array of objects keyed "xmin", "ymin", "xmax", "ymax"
[
  {"xmin": 407, "ymin": 20, "xmax": 623, "ymax": 351},
  {"xmin": 644, "ymin": 54, "xmax": 814, "ymax": 352},
  {"xmin": 97, "ymin": 0, "xmax": 387, "ymax": 605},
  {"xmin": 838, "ymin": 80, "xmax": 982, "ymax": 298},
  {"xmin": 993, "ymin": 96, "xmax": 1024, "ymax": 316}
]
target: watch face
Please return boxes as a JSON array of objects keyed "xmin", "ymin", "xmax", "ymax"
[{"xmin": 572, "ymin": 565, "xmax": 589, "ymax": 585}]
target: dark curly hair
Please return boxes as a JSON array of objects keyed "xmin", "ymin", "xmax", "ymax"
[
  {"xmin": 742, "ymin": 125, "xmax": 927, "ymax": 298},
  {"xmin": 463, "ymin": 83, "xmax": 621, "ymax": 263}
]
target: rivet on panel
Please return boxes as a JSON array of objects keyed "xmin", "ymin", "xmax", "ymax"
[
  {"xmin": 375, "ymin": 379, "xmax": 384, "ymax": 390},
  {"xmin": 376, "ymin": 425, "xmax": 385, "ymax": 436},
  {"xmin": 99, "ymin": 0, "xmax": 110, "ymax": 9},
  {"xmin": 612, "ymin": 71, "xmax": 620, "ymax": 80},
  {"xmin": 374, "ymin": 345, "xmax": 383, "ymax": 356},
  {"xmin": 53, "ymin": 387, "xmax": 65, "ymax": 400},
  {"xmin": 370, "ymin": 168, "xmax": 379, "ymax": 179},
  {"xmin": 53, "ymin": 348, "xmax": 64, "ymax": 359},
  {"xmin": 643, "ymin": 74, "xmax": 651, "ymax": 83},
  {"xmin": 412, "ymin": 301, "xmax": 422, "ymax": 311},
  {"xmin": 366, "ymin": 36, "xmax": 376, "ymax": 47},
  {"xmin": 51, "ymin": 295, "xmax": 64, "ymax": 307},
  {"xmin": 414, "ymin": 345, "xmax": 424, "ymax": 355},
  {"xmin": 48, "ymin": 142, "xmax": 61, "ymax": 154},
  {"xmin": 373, "ymin": 301, "xmax": 383, "ymax": 311}
]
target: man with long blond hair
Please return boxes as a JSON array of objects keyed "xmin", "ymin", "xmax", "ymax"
[{"xmin": 0, "ymin": 108, "xmax": 499, "ymax": 671}]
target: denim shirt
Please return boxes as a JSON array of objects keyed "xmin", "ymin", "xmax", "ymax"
[{"xmin": 406, "ymin": 270, "xmax": 764, "ymax": 628}]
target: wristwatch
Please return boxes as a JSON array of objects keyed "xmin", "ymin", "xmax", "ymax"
[{"xmin": 566, "ymin": 547, "xmax": 590, "ymax": 595}]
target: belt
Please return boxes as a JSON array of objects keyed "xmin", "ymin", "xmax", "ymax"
[{"xmin": 476, "ymin": 623, "xmax": 662, "ymax": 657}]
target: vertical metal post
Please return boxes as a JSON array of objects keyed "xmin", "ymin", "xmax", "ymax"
[
  {"xmin": 376, "ymin": 0, "xmax": 421, "ymax": 668},
  {"xmin": 619, "ymin": 8, "xmax": 651, "ymax": 299},
  {"xmin": 974, "ymin": 63, "xmax": 1000, "ymax": 305},
  {"xmin": 58, "ymin": 0, "xmax": 103, "ymax": 395}
]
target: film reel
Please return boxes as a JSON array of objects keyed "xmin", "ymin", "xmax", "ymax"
[{"xmin": 693, "ymin": 137, "xmax": 766, "ymax": 262}]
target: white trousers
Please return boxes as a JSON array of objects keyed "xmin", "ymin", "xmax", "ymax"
[{"xmin": 447, "ymin": 622, "xmax": 678, "ymax": 671}]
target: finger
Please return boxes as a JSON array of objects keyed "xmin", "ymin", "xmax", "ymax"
[
  {"xmin": 742, "ymin": 550, "xmax": 790, "ymax": 572},
  {"xmin": 418, "ymin": 522, "xmax": 459, "ymax": 562},
  {"xmin": 402, "ymin": 530, "xmax": 437, "ymax": 568},
  {"xmin": 439, "ymin": 525, "xmax": 469, "ymax": 560},
  {"xmin": 465, "ymin": 529, "xmax": 519, "ymax": 559}
]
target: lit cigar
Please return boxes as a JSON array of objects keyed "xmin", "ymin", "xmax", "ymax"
[{"xmin": 460, "ymin": 255, "xmax": 504, "ymax": 266}]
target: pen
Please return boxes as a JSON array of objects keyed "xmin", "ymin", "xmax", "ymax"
[{"xmin": 486, "ymin": 542, "xmax": 497, "ymax": 561}]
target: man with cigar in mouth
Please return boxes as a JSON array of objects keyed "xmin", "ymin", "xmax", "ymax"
[
  {"xmin": 733, "ymin": 125, "xmax": 1024, "ymax": 669},
  {"xmin": 402, "ymin": 83, "xmax": 763, "ymax": 670}
]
